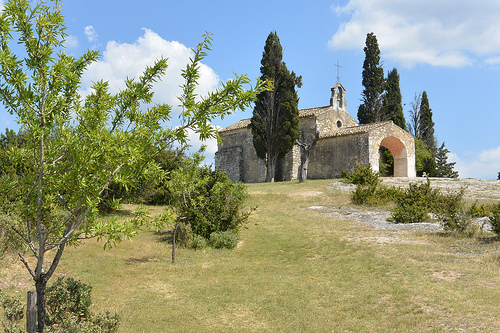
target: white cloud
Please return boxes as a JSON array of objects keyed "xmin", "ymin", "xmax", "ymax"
[
  {"xmin": 81, "ymin": 29, "xmax": 220, "ymax": 158},
  {"xmin": 84, "ymin": 26, "xmax": 98, "ymax": 43},
  {"xmin": 329, "ymin": 0, "xmax": 500, "ymax": 68},
  {"xmin": 82, "ymin": 29, "xmax": 219, "ymax": 111},
  {"xmin": 449, "ymin": 146, "xmax": 500, "ymax": 179},
  {"xmin": 64, "ymin": 35, "xmax": 78, "ymax": 49}
]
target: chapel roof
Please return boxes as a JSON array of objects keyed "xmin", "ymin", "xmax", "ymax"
[
  {"xmin": 320, "ymin": 121, "xmax": 393, "ymax": 139},
  {"xmin": 219, "ymin": 105, "xmax": 335, "ymax": 134}
]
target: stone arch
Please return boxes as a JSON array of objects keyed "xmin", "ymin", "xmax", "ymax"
[{"xmin": 378, "ymin": 136, "xmax": 409, "ymax": 177}]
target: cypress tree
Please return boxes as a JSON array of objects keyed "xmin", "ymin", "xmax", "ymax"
[
  {"xmin": 382, "ymin": 68, "xmax": 406, "ymax": 129},
  {"xmin": 358, "ymin": 32, "xmax": 384, "ymax": 124},
  {"xmin": 250, "ymin": 31, "xmax": 302, "ymax": 182},
  {"xmin": 418, "ymin": 91, "xmax": 436, "ymax": 152},
  {"xmin": 435, "ymin": 142, "xmax": 458, "ymax": 178}
]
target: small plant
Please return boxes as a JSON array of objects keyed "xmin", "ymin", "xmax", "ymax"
[
  {"xmin": 209, "ymin": 231, "xmax": 239, "ymax": 249},
  {"xmin": 0, "ymin": 290, "xmax": 24, "ymax": 333},
  {"xmin": 391, "ymin": 179, "xmax": 439, "ymax": 223},
  {"xmin": 190, "ymin": 234, "xmax": 208, "ymax": 250},
  {"xmin": 46, "ymin": 277, "xmax": 120, "ymax": 333},
  {"xmin": 432, "ymin": 187, "xmax": 482, "ymax": 236},
  {"xmin": 489, "ymin": 203, "xmax": 500, "ymax": 236},
  {"xmin": 342, "ymin": 163, "xmax": 380, "ymax": 186},
  {"xmin": 173, "ymin": 222, "xmax": 194, "ymax": 248}
]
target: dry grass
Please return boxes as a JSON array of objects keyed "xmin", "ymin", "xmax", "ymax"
[{"xmin": 2, "ymin": 179, "xmax": 500, "ymax": 332}]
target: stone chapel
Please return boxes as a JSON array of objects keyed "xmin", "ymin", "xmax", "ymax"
[{"xmin": 215, "ymin": 83, "xmax": 416, "ymax": 183}]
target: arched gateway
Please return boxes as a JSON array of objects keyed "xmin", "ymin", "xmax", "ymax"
[{"xmin": 215, "ymin": 83, "xmax": 416, "ymax": 182}]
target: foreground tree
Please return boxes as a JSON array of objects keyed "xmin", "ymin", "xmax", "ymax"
[
  {"xmin": 435, "ymin": 142, "xmax": 459, "ymax": 178},
  {"xmin": 358, "ymin": 32, "xmax": 384, "ymax": 124},
  {"xmin": 381, "ymin": 68, "xmax": 406, "ymax": 129},
  {"xmin": 0, "ymin": 1, "xmax": 266, "ymax": 331},
  {"xmin": 250, "ymin": 31, "xmax": 302, "ymax": 182}
]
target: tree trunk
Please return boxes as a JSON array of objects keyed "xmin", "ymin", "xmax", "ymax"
[
  {"xmin": 265, "ymin": 156, "xmax": 277, "ymax": 182},
  {"xmin": 297, "ymin": 133, "xmax": 318, "ymax": 183},
  {"xmin": 298, "ymin": 150, "xmax": 310, "ymax": 183},
  {"xmin": 172, "ymin": 219, "xmax": 179, "ymax": 264},
  {"xmin": 35, "ymin": 275, "xmax": 48, "ymax": 332}
]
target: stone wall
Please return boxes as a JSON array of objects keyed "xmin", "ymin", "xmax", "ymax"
[{"xmin": 308, "ymin": 133, "xmax": 370, "ymax": 179}]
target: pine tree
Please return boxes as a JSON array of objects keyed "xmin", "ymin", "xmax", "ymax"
[
  {"xmin": 382, "ymin": 68, "xmax": 406, "ymax": 129},
  {"xmin": 250, "ymin": 31, "xmax": 302, "ymax": 182},
  {"xmin": 435, "ymin": 142, "xmax": 458, "ymax": 178},
  {"xmin": 358, "ymin": 32, "xmax": 384, "ymax": 124}
]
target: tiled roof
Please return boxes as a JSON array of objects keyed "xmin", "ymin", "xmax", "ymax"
[
  {"xmin": 320, "ymin": 121, "xmax": 393, "ymax": 139},
  {"xmin": 219, "ymin": 105, "xmax": 334, "ymax": 133},
  {"xmin": 219, "ymin": 118, "xmax": 251, "ymax": 133}
]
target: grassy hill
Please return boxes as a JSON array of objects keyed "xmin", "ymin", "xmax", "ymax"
[{"xmin": 2, "ymin": 179, "xmax": 500, "ymax": 332}]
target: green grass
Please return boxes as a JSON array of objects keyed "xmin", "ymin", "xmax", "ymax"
[{"xmin": 3, "ymin": 179, "xmax": 500, "ymax": 332}]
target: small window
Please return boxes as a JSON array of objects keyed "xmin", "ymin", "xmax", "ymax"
[
  {"xmin": 337, "ymin": 120, "xmax": 342, "ymax": 128},
  {"xmin": 337, "ymin": 100, "xmax": 341, "ymax": 108}
]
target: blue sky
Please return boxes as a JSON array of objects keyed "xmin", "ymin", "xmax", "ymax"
[{"xmin": 1, "ymin": 0, "xmax": 499, "ymax": 179}]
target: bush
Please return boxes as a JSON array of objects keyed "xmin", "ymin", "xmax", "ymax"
[
  {"xmin": 0, "ymin": 290, "xmax": 24, "ymax": 333},
  {"xmin": 489, "ymin": 203, "xmax": 500, "ymax": 236},
  {"xmin": 0, "ymin": 213, "xmax": 24, "ymax": 257},
  {"xmin": 46, "ymin": 277, "xmax": 120, "ymax": 333},
  {"xmin": 190, "ymin": 234, "xmax": 208, "ymax": 250},
  {"xmin": 391, "ymin": 179, "xmax": 439, "ymax": 223},
  {"xmin": 342, "ymin": 163, "xmax": 380, "ymax": 186},
  {"xmin": 209, "ymin": 231, "xmax": 239, "ymax": 249},
  {"xmin": 173, "ymin": 222, "xmax": 194, "ymax": 248}
]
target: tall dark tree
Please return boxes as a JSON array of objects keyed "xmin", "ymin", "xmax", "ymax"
[
  {"xmin": 358, "ymin": 32, "xmax": 384, "ymax": 124},
  {"xmin": 418, "ymin": 91, "xmax": 436, "ymax": 152},
  {"xmin": 382, "ymin": 68, "xmax": 406, "ymax": 129},
  {"xmin": 418, "ymin": 91, "xmax": 437, "ymax": 175},
  {"xmin": 250, "ymin": 31, "xmax": 302, "ymax": 182},
  {"xmin": 435, "ymin": 142, "xmax": 458, "ymax": 178}
]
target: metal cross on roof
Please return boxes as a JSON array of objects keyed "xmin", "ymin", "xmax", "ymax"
[{"xmin": 335, "ymin": 61, "xmax": 342, "ymax": 83}]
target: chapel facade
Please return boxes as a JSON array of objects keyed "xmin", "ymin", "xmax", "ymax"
[{"xmin": 215, "ymin": 83, "xmax": 416, "ymax": 183}]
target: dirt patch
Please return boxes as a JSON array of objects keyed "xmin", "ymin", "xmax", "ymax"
[
  {"xmin": 432, "ymin": 270, "xmax": 463, "ymax": 282},
  {"xmin": 289, "ymin": 191, "xmax": 323, "ymax": 197}
]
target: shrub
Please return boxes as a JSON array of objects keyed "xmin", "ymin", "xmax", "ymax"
[
  {"xmin": 190, "ymin": 234, "xmax": 208, "ymax": 250},
  {"xmin": 209, "ymin": 231, "xmax": 239, "ymax": 249},
  {"xmin": 0, "ymin": 213, "xmax": 24, "ymax": 257},
  {"xmin": 173, "ymin": 222, "xmax": 194, "ymax": 248},
  {"xmin": 433, "ymin": 188, "xmax": 480, "ymax": 236},
  {"xmin": 391, "ymin": 179, "xmax": 439, "ymax": 223},
  {"xmin": 489, "ymin": 203, "xmax": 500, "ymax": 236},
  {"xmin": 342, "ymin": 163, "xmax": 380, "ymax": 186},
  {"xmin": 46, "ymin": 277, "xmax": 120, "ymax": 333},
  {"xmin": 0, "ymin": 290, "xmax": 24, "ymax": 333}
]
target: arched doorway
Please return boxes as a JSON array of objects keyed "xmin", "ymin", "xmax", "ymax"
[{"xmin": 379, "ymin": 136, "xmax": 409, "ymax": 177}]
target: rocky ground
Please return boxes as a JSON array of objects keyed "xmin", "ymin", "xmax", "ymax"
[{"xmin": 312, "ymin": 177, "xmax": 500, "ymax": 231}]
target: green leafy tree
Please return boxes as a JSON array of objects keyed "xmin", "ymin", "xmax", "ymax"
[
  {"xmin": 0, "ymin": 1, "xmax": 266, "ymax": 331},
  {"xmin": 358, "ymin": 32, "xmax": 384, "ymax": 124},
  {"xmin": 381, "ymin": 68, "xmax": 406, "ymax": 129},
  {"xmin": 165, "ymin": 149, "xmax": 251, "ymax": 262},
  {"xmin": 415, "ymin": 137, "xmax": 433, "ymax": 176},
  {"xmin": 250, "ymin": 31, "xmax": 302, "ymax": 182},
  {"xmin": 435, "ymin": 142, "xmax": 458, "ymax": 178}
]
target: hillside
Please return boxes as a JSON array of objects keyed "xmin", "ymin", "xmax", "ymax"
[{"xmin": 1, "ymin": 178, "xmax": 500, "ymax": 332}]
